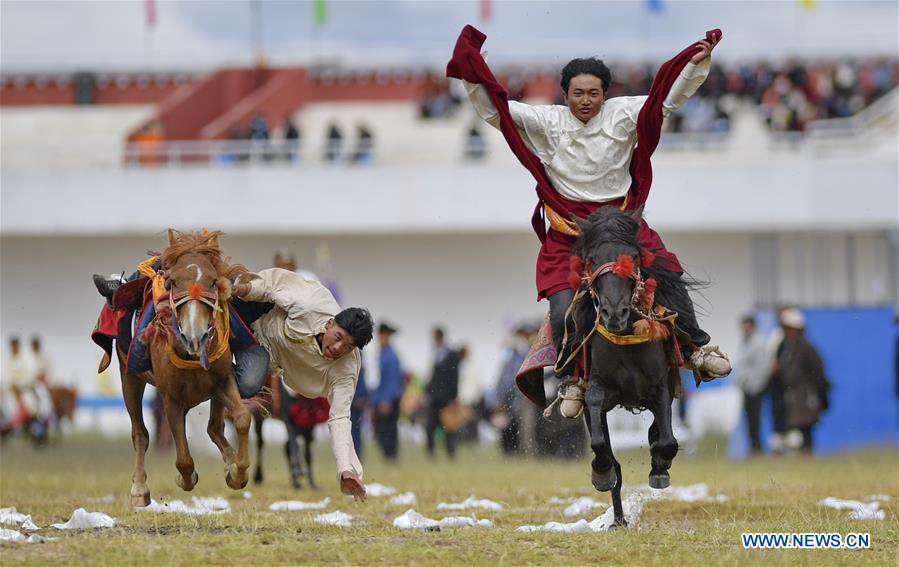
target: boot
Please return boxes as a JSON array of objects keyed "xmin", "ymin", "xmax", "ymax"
[
  {"xmin": 687, "ymin": 345, "xmax": 732, "ymax": 382},
  {"xmin": 92, "ymin": 274, "xmax": 122, "ymax": 307},
  {"xmin": 557, "ymin": 377, "xmax": 585, "ymax": 419}
]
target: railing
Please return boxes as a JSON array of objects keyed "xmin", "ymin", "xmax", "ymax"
[
  {"xmin": 806, "ymin": 87, "xmax": 898, "ymax": 142},
  {"xmin": 2, "ymin": 100, "xmax": 895, "ymax": 170}
]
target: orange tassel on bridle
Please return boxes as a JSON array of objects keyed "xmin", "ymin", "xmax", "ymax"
[
  {"xmin": 188, "ymin": 283, "xmax": 204, "ymax": 300},
  {"xmin": 611, "ymin": 255, "xmax": 635, "ymax": 279}
]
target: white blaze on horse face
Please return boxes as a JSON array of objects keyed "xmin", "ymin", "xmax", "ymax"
[{"xmin": 186, "ymin": 263, "xmax": 203, "ymax": 283}]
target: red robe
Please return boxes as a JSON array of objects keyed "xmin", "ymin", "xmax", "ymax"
[{"xmin": 447, "ymin": 25, "xmax": 722, "ymax": 299}]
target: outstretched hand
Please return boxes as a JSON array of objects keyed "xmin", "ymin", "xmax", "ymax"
[
  {"xmin": 340, "ymin": 471, "xmax": 367, "ymax": 502},
  {"xmin": 690, "ymin": 35, "xmax": 719, "ymax": 64}
]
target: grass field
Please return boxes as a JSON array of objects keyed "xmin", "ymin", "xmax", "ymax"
[{"xmin": 0, "ymin": 433, "xmax": 896, "ymax": 566}]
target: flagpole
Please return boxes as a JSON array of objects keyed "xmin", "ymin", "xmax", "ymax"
[{"xmin": 250, "ymin": 0, "xmax": 264, "ymax": 68}]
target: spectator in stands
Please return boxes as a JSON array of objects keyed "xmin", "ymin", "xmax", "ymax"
[
  {"xmin": 371, "ymin": 322, "xmax": 403, "ymax": 462},
  {"xmin": 419, "ymin": 71, "xmax": 459, "ymax": 119},
  {"xmin": 133, "ymin": 119, "xmax": 164, "ymax": 165},
  {"xmin": 425, "ymin": 326, "xmax": 460, "ymax": 459},
  {"xmin": 777, "ymin": 308, "xmax": 830, "ymax": 453},
  {"xmin": 464, "ymin": 124, "xmax": 487, "ymax": 161},
  {"xmin": 282, "ymin": 116, "xmax": 301, "ymax": 164},
  {"xmin": 226, "ymin": 125, "xmax": 252, "ymax": 164},
  {"xmin": 352, "ymin": 123, "xmax": 375, "ymax": 165},
  {"xmin": 324, "ymin": 122, "xmax": 343, "ymax": 163},
  {"xmin": 250, "ymin": 113, "xmax": 272, "ymax": 161},
  {"xmin": 733, "ymin": 315, "xmax": 770, "ymax": 455}
]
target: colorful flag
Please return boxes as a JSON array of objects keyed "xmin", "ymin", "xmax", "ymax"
[
  {"xmin": 480, "ymin": 0, "xmax": 492, "ymax": 23},
  {"xmin": 145, "ymin": 0, "xmax": 157, "ymax": 28},
  {"xmin": 646, "ymin": 0, "xmax": 664, "ymax": 13},
  {"xmin": 314, "ymin": 0, "xmax": 328, "ymax": 27},
  {"xmin": 800, "ymin": 0, "xmax": 817, "ymax": 9}
]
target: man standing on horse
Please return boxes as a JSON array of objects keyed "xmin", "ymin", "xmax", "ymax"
[{"xmin": 450, "ymin": 29, "xmax": 731, "ymax": 418}]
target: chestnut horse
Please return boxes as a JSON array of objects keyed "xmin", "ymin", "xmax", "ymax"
[{"xmin": 119, "ymin": 229, "xmax": 252, "ymax": 506}]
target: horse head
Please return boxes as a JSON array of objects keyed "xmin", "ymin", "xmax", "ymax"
[
  {"xmin": 573, "ymin": 207, "xmax": 645, "ymax": 333},
  {"xmin": 161, "ymin": 229, "xmax": 235, "ymax": 370}
]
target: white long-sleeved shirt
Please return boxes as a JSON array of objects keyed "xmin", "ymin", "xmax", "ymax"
[
  {"xmin": 242, "ymin": 268, "xmax": 362, "ymax": 482},
  {"xmin": 464, "ymin": 58, "xmax": 710, "ymax": 203},
  {"xmin": 734, "ymin": 331, "xmax": 770, "ymax": 395}
]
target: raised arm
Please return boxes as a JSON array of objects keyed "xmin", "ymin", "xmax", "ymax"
[
  {"xmin": 461, "ymin": 54, "xmax": 559, "ymax": 162},
  {"xmin": 662, "ymin": 35, "xmax": 719, "ymax": 116}
]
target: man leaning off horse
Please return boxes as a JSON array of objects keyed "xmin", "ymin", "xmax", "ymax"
[
  {"xmin": 459, "ymin": 33, "xmax": 731, "ymax": 418},
  {"xmin": 94, "ymin": 267, "xmax": 373, "ymax": 501}
]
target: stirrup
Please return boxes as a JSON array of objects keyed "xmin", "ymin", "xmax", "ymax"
[{"xmin": 543, "ymin": 377, "xmax": 585, "ymax": 419}]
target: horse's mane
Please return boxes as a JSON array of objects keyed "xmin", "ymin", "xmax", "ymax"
[
  {"xmin": 161, "ymin": 230, "xmax": 247, "ymax": 280},
  {"xmin": 569, "ymin": 207, "xmax": 708, "ymax": 341},
  {"xmin": 572, "ymin": 207, "xmax": 641, "ymax": 260}
]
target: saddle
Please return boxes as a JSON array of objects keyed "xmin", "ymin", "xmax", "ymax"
[
  {"xmin": 91, "ymin": 276, "xmax": 261, "ymax": 375},
  {"xmin": 515, "ymin": 312, "xmax": 684, "ymax": 410}
]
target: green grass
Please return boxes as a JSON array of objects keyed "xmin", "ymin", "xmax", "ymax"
[{"xmin": 0, "ymin": 433, "xmax": 896, "ymax": 566}]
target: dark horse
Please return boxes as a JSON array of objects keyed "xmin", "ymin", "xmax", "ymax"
[
  {"xmin": 248, "ymin": 372, "xmax": 323, "ymax": 490},
  {"xmin": 565, "ymin": 206, "xmax": 689, "ymax": 527}
]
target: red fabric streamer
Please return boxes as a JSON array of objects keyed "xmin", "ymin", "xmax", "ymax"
[{"xmin": 446, "ymin": 25, "xmax": 719, "ymax": 299}]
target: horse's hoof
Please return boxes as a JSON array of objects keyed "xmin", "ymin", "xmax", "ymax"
[
  {"xmin": 649, "ymin": 472, "xmax": 670, "ymax": 489},
  {"xmin": 226, "ymin": 466, "xmax": 249, "ymax": 490},
  {"xmin": 131, "ymin": 492, "xmax": 151, "ymax": 508},
  {"xmin": 177, "ymin": 470, "xmax": 199, "ymax": 491},
  {"xmin": 592, "ymin": 466, "xmax": 617, "ymax": 492}
]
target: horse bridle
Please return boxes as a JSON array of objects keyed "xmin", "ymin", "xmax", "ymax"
[
  {"xmin": 164, "ymin": 286, "xmax": 220, "ymax": 341},
  {"xmin": 582, "ymin": 258, "xmax": 644, "ymax": 317}
]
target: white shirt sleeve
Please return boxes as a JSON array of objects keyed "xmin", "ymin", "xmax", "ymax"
[
  {"xmin": 662, "ymin": 59, "xmax": 711, "ymax": 117},
  {"xmin": 326, "ymin": 353, "xmax": 363, "ymax": 483},
  {"xmin": 464, "ymin": 80, "xmax": 559, "ymax": 154}
]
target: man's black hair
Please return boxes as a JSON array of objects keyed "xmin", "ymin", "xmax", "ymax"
[
  {"xmin": 560, "ymin": 57, "xmax": 612, "ymax": 94},
  {"xmin": 335, "ymin": 307, "xmax": 374, "ymax": 349}
]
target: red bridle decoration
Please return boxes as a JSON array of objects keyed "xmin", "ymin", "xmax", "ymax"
[
  {"xmin": 640, "ymin": 249, "xmax": 655, "ymax": 268},
  {"xmin": 611, "ymin": 255, "xmax": 635, "ymax": 279},
  {"xmin": 568, "ymin": 255, "xmax": 585, "ymax": 290},
  {"xmin": 188, "ymin": 282, "xmax": 204, "ymax": 300}
]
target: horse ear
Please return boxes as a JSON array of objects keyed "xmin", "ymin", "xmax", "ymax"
[
  {"xmin": 167, "ymin": 228, "xmax": 177, "ymax": 246},
  {"xmin": 629, "ymin": 205, "xmax": 645, "ymax": 224},
  {"xmin": 571, "ymin": 214, "xmax": 589, "ymax": 232},
  {"xmin": 208, "ymin": 232, "xmax": 220, "ymax": 248}
]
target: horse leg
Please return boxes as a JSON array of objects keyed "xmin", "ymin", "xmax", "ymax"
[
  {"xmin": 206, "ymin": 395, "xmax": 238, "ymax": 485},
  {"xmin": 163, "ymin": 395, "xmax": 198, "ymax": 491},
  {"xmin": 220, "ymin": 377, "xmax": 252, "ymax": 490},
  {"xmin": 252, "ymin": 412, "xmax": 264, "ymax": 485},
  {"xmin": 584, "ymin": 380, "xmax": 616, "ymax": 491},
  {"xmin": 284, "ymin": 417, "xmax": 303, "ymax": 490},
  {"xmin": 601, "ymin": 411, "xmax": 627, "ymax": 527},
  {"xmin": 303, "ymin": 428, "xmax": 317, "ymax": 490},
  {"xmin": 121, "ymin": 371, "xmax": 151, "ymax": 507},
  {"xmin": 648, "ymin": 384, "xmax": 678, "ymax": 489}
]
